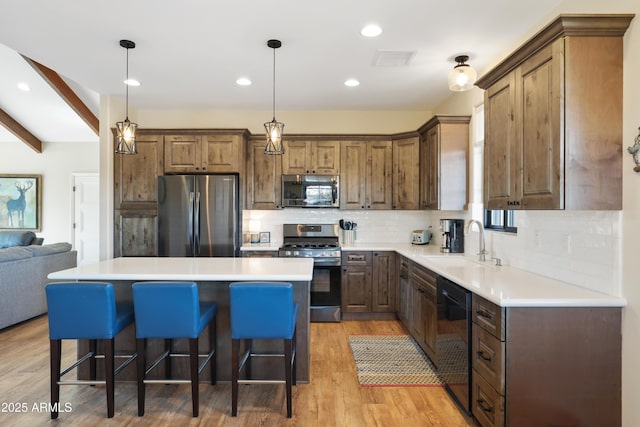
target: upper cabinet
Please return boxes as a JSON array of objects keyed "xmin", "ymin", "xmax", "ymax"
[
  {"xmin": 418, "ymin": 115, "xmax": 470, "ymax": 210},
  {"xmin": 340, "ymin": 140, "xmax": 392, "ymax": 209},
  {"xmin": 282, "ymin": 140, "xmax": 340, "ymax": 174},
  {"xmin": 164, "ymin": 132, "xmax": 244, "ymax": 174},
  {"xmin": 477, "ymin": 14, "xmax": 633, "ymax": 210},
  {"xmin": 246, "ymin": 138, "xmax": 282, "ymax": 210},
  {"xmin": 392, "ymin": 135, "xmax": 420, "ymax": 210}
]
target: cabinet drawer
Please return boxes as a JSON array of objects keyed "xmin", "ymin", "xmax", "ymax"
[
  {"xmin": 410, "ymin": 263, "xmax": 436, "ymax": 288},
  {"xmin": 472, "ymin": 294, "xmax": 505, "ymax": 340},
  {"xmin": 472, "ymin": 323, "xmax": 505, "ymax": 394},
  {"xmin": 472, "ymin": 369, "xmax": 505, "ymax": 427},
  {"xmin": 342, "ymin": 251, "xmax": 372, "ymax": 266}
]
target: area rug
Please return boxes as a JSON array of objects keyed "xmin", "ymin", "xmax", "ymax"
[{"xmin": 348, "ymin": 334, "xmax": 444, "ymax": 387}]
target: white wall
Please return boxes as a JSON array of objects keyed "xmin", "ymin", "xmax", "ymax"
[{"xmin": 0, "ymin": 139, "xmax": 98, "ymax": 244}]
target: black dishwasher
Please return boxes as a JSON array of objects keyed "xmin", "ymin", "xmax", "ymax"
[{"xmin": 436, "ymin": 275, "xmax": 472, "ymax": 414}]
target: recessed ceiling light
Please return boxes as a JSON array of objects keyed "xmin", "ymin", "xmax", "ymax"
[
  {"xmin": 344, "ymin": 79, "xmax": 360, "ymax": 87},
  {"xmin": 124, "ymin": 78, "xmax": 140, "ymax": 86},
  {"xmin": 236, "ymin": 77, "xmax": 252, "ymax": 86},
  {"xmin": 361, "ymin": 24, "xmax": 382, "ymax": 38},
  {"xmin": 17, "ymin": 82, "xmax": 30, "ymax": 91}
]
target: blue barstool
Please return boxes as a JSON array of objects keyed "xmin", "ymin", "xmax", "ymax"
[
  {"xmin": 45, "ymin": 282, "xmax": 136, "ymax": 419},
  {"xmin": 229, "ymin": 282, "xmax": 298, "ymax": 418},
  {"xmin": 131, "ymin": 281, "xmax": 217, "ymax": 417}
]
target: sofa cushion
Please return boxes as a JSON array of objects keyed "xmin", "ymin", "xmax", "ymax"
[
  {"xmin": 29, "ymin": 242, "xmax": 72, "ymax": 257},
  {"xmin": 0, "ymin": 246, "xmax": 34, "ymax": 262},
  {"xmin": 0, "ymin": 231, "xmax": 36, "ymax": 248}
]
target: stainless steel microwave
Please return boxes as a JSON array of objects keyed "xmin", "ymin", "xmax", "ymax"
[{"xmin": 281, "ymin": 174, "xmax": 339, "ymax": 208}]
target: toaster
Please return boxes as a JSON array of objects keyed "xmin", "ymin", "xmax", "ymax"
[{"xmin": 411, "ymin": 229, "xmax": 432, "ymax": 245}]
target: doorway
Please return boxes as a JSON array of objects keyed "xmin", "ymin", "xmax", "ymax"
[{"xmin": 72, "ymin": 173, "xmax": 99, "ymax": 265}]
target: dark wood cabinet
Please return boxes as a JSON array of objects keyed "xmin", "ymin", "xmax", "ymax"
[
  {"xmin": 477, "ymin": 15, "xmax": 632, "ymax": 210},
  {"xmin": 340, "ymin": 140, "xmax": 392, "ymax": 210},
  {"xmin": 342, "ymin": 251, "xmax": 395, "ymax": 314},
  {"xmin": 282, "ymin": 140, "xmax": 340, "ymax": 174},
  {"xmin": 164, "ymin": 133, "xmax": 244, "ymax": 174},
  {"xmin": 409, "ymin": 262, "xmax": 437, "ymax": 362},
  {"xmin": 372, "ymin": 251, "xmax": 396, "ymax": 312},
  {"xmin": 392, "ymin": 135, "xmax": 420, "ymax": 210}
]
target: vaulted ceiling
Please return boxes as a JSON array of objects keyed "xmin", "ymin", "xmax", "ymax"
[{"xmin": 0, "ymin": 0, "xmax": 562, "ymax": 150}]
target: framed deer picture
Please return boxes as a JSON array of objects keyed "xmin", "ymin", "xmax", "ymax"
[{"xmin": 0, "ymin": 174, "xmax": 42, "ymax": 231}]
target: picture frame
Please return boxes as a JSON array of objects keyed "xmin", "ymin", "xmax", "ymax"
[
  {"xmin": 259, "ymin": 231, "xmax": 270, "ymax": 243},
  {"xmin": 0, "ymin": 174, "xmax": 42, "ymax": 231}
]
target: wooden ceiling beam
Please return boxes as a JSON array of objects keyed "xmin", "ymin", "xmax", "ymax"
[
  {"xmin": 22, "ymin": 56, "xmax": 99, "ymax": 135},
  {"xmin": 0, "ymin": 107, "xmax": 43, "ymax": 153}
]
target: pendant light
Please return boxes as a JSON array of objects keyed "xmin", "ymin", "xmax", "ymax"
[
  {"xmin": 448, "ymin": 55, "xmax": 477, "ymax": 92},
  {"xmin": 115, "ymin": 39, "xmax": 138, "ymax": 154},
  {"xmin": 264, "ymin": 39, "xmax": 284, "ymax": 155}
]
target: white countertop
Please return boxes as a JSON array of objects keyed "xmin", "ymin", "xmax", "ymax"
[
  {"xmin": 341, "ymin": 242, "xmax": 626, "ymax": 308},
  {"xmin": 48, "ymin": 257, "xmax": 314, "ymax": 282}
]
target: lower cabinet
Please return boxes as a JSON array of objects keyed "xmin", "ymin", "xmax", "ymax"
[
  {"xmin": 342, "ymin": 251, "xmax": 396, "ymax": 314},
  {"xmin": 471, "ymin": 294, "xmax": 622, "ymax": 427},
  {"xmin": 114, "ymin": 209, "xmax": 158, "ymax": 257},
  {"xmin": 409, "ymin": 262, "xmax": 437, "ymax": 363}
]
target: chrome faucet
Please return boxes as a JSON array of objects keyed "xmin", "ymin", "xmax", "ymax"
[{"xmin": 466, "ymin": 220, "xmax": 487, "ymax": 262}]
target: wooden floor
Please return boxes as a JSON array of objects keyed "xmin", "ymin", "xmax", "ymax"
[{"xmin": 0, "ymin": 315, "xmax": 474, "ymax": 426}]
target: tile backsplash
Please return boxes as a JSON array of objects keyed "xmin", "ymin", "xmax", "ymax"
[{"xmin": 243, "ymin": 209, "xmax": 621, "ymax": 296}]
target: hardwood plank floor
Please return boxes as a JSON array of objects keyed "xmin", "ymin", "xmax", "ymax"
[{"xmin": 0, "ymin": 316, "xmax": 474, "ymax": 426}]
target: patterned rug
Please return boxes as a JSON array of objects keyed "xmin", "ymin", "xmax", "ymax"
[{"xmin": 348, "ymin": 334, "xmax": 444, "ymax": 387}]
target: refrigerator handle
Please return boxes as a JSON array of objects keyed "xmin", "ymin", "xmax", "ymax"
[
  {"xmin": 189, "ymin": 191, "xmax": 195, "ymax": 255},
  {"xmin": 194, "ymin": 191, "xmax": 201, "ymax": 255}
]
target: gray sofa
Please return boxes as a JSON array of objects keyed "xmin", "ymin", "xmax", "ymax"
[{"xmin": 0, "ymin": 231, "xmax": 77, "ymax": 329}]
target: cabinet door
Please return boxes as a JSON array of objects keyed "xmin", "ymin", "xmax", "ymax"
[
  {"xmin": 164, "ymin": 135, "xmax": 202, "ymax": 173},
  {"xmin": 422, "ymin": 126, "xmax": 440, "ymax": 209},
  {"xmin": 282, "ymin": 140, "xmax": 310, "ymax": 174},
  {"xmin": 392, "ymin": 136, "xmax": 420, "ymax": 209},
  {"xmin": 484, "ymin": 73, "xmax": 518, "ymax": 209},
  {"xmin": 423, "ymin": 288, "xmax": 438, "ymax": 361},
  {"xmin": 372, "ymin": 252, "xmax": 396, "ymax": 312},
  {"xmin": 311, "ymin": 140, "xmax": 340, "ymax": 174},
  {"xmin": 246, "ymin": 139, "xmax": 282, "ymax": 209},
  {"xmin": 410, "ymin": 283, "xmax": 426, "ymax": 343},
  {"xmin": 340, "ymin": 141, "xmax": 367, "ymax": 209},
  {"xmin": 367, "ymin": 140, "xmax": 393, "ymax": 209},
  {"xmin": 341, "ymin": 266, "xmax": 372, "ymax": 312},
  {"xmin": 518, "ymin": 42, "xmax": 562, "ymax": 209},
  {"xmin": 114, "ymin": 134, "xmax": 163, "ymax": 209},
  {"xmin": 202, "ymin": 134, "xmax": 242, "ymax": 173},
  {"xmin": 114, "ymin": 209, "xmax": 158, "ymax": 257}
]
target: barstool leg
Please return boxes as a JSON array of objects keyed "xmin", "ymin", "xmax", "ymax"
[
  {"xmin": 293, "ymin": 328, "xmax": 297, "ymax": 386},
  {"xmin": 104, "ymin": 338, "xmax": 115, "ymax": 418},
  {"xmin": 231, "ymin": 339, "xmax": 239, "ymax": 416},
  {"xmin": 164, "ymin": 339, "xmax": 172, "ymax": 379},
  {"xmin": 189, "ymin": 338, "xmax": 199, "ymax": 417},
  {"xmin": 209, "ymin": 317, "xmax": 216, "ymax": 385},
  {"xmin": 245, "ymin": 339, "xmax": 252, "ymax": 379},
  {"xmin": 89, "ymin": 339, "xmax": 97, "ymax": 382},
  {"xmin": 136, "ymin": 338, "xmax": 146, "ymax": 416},
  {"xmin": 284, "ymin": 338, "xmax": 293, "ymax": 418},
  {"xmin": 50, "ymin": 339, "xmax": 61, "ymax": 419}
]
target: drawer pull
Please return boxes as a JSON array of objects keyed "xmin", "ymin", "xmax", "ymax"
[
  {"xmin": 476, "ymin": 309, "xmax": 493, "ymax": 319},
  {"xmin": 477, "ymin": 399, "xmax": 494, "ymax": 413},
  {"xmin": 477, "ymin": 351, "xmax": 493, "ymax": 362},
  {"xmin": 349, "ymin": 255, "xmax": 366, "ymax": 261}
]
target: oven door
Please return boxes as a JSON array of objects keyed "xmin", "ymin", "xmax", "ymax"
[{"xmin": 310, "ymin": 264, "xmax": 341, "ymax": 322}]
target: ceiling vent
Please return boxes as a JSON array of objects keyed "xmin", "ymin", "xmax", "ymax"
[{"xmin": 373, "ymin": 51, "xmax": 415, "ymax": 67}]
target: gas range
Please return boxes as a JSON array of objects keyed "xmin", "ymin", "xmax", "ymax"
[{"xmin": 278, "ymin": 224, "xmax": 341, "ymax": 266}]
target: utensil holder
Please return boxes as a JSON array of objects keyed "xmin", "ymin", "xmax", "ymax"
[{"xmin": 341, "ymin": 230, "xmax": 356, "ymax": 246}]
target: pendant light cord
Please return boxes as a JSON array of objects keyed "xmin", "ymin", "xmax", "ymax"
[
  {"xmin": 125, "ymin": 46, "xmax": 129, "ymax": 120},
  {"xmin": 272, "ymin": 46, "xmax": 276, "ymax": 121}
]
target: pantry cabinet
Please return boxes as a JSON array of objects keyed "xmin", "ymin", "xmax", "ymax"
[
  {"xmin": 418, "ymin": 115, "xmax": 470, "ymax": 210},
  {"xmin": 282, "ymin": 140, "xmax": 340, "ymax": 174},
  {"xmin": 392, "ymin": 135, "xmax": 420, "ymax": 210},
  {"xmin": 477, "ymin": 14, "xmax": 632, "ymax": 210},
  {"xmin": 114, "ymin": 132, "xmax": 163, "ymax": 257},
  {"xmin": 340, "ymin": 140, "xmax": 393, "ymax": 210},
  {"xmin": 245, "ymin": 138, "xmax": 282, "ymax": 209}
]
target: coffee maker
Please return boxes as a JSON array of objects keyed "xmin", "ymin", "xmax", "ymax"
[{"xmin": 440, "ymin": 219, "xmax": 464, "ymax": 253}]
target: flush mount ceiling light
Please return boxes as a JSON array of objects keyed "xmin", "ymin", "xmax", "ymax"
[
  {"xmin": 236, "ymin": 77, "xmax": 252, "ymax": 86},
  {"xmin": 344, "ymin": 79, "xmax": 360, "ymax": 87},
  {"xmin": 361, "ymin": 24, "xmax": 382, "ymax": 37},
  {"xmin": 448, "ymin": 55, "xmax": 477, "ymax": 92},
  {"xmin": 17, "ymin": 82, "xmax": 31, "ymax": 92},
  {"xmin": 115, "ymin": 39, "xmax": 138, "ymax": 155},
  {"xmin": 264, "ymin": 39, "xmax": 284, "ymax": 155}
]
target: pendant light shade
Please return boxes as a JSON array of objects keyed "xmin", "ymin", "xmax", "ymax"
[
  {"xmin": 264, "ymin": 39, "xmax": 284, "ymax": 155},
  {"xmin": 115, "ymin": 39, "xmax": 138, "ymax": 154},
  {"xmin": 448, "ymin": 55, "xmax": 477, "ymax": 92}
]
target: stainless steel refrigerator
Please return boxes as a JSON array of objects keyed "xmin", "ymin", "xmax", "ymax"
[{"xmin": 157, "ymin": 174, "xmax": 240, "ymax": 257}]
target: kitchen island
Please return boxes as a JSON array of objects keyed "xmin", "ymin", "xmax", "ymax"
[{"xmin": 48, "ymin": 257, "xmax": 314, "ymax": 382}]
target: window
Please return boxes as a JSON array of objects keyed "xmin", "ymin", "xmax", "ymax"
[{"xmin": 485, "ymin": 209, "xmax": 517, "ymax": 232}]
